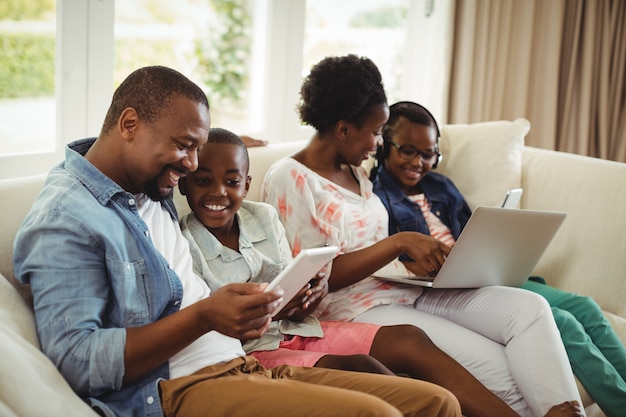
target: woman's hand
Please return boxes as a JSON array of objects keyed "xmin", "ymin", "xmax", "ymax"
[
  {"xmin": 328, "ymin": 232, "xmax": 451, "ymax": 291},
  {"xmin": 396, "ymin": 232, "xmax": 451, "ymax": 277}
]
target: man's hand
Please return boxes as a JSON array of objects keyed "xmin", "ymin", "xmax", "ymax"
[
  {"xmin": 199, "ymin": 282, "xmax": 283, "ymax": 340},
  {"xmin": 240, "ymin": 135, "xmax": 268, "ymax": 148},
  {"xmin": 124, "ymin": 282, "xmax": 282, "ymax": 384}
]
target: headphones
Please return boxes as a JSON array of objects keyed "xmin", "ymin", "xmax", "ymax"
[{"xmin": 376, "ymin": 101, "xmax": 442, "ymax": 170}]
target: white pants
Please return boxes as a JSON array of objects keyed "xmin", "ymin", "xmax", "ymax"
[{"xmin": 354, "ymin": 286, "xmax": 584, "ymax": 417}]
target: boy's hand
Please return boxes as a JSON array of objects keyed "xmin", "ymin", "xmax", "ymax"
[
  {"xmin": 275, "ymin": 272, "xmax": 328, "ymax": 322},
  {"xmin": 272, "ymin": 282, "xmax": 312, "ymax": 321},
  {"xmin": 199, "ymin": 282, "xmax": 283, "ymax": 340},
  {"xmin": 304, "ymin": 272, "xmax": 329, "ymax": 307}
]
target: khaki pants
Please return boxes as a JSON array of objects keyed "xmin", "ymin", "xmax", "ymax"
[{"xmin": 160, "ymin": 356, "xmax": 460, "ymax": 417}]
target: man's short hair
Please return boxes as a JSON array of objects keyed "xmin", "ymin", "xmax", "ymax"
[{"xmin": 100, "ymin": 66, "xmax": 209, "ymax": 135}]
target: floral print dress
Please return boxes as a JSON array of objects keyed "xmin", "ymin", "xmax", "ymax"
[{"xmin": 261, "ymin": 157, "xmax": 422, "ymax": 322}]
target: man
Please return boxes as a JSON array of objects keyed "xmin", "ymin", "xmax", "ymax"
[{"xmin": 13, "ymin": 66, "xmax": 460, "ymax": 417}]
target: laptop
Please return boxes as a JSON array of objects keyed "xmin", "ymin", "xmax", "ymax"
[{"xmin": 372, "ymin": 206, "xmax": 566, "ymax": 288}]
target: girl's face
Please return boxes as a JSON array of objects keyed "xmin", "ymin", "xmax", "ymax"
[
  {"xmin": 342, "ymin": 103, "xmax": 389, "ymax": 167},
  {"xmin": 384, "ymin": 116, "xmax": 438, "ymax": 195}
]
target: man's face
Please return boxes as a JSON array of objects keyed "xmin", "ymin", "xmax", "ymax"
[
  {"xmin": 182, "ymin": 142, "xmax": 250, "ymax": 233},
  {"xmin": 131, "ymin": 96, "xmax": 210, "ymax": 201}
]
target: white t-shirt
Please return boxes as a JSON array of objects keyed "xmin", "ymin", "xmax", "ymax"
[{"xmin": 136, "ymin": 194, "xmax": 245, "ymax": 379}]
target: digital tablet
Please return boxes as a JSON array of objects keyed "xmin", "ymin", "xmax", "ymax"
[{"xmin": 264, "ymin": 245, "xmax": 339, "ymax": 316}]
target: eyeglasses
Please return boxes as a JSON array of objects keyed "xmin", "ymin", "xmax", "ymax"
[{"xmin": 387, "ymin": 140, "xmax": 440, "ymax": 163}]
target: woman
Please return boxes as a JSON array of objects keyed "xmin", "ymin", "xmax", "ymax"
[
  {"xmin": 371, "ymin": 100, "xmax": 626, "ymax": 417},
  {"xmin": 260, "ymin": 54, "xmax": 583, "ymax": 417}
]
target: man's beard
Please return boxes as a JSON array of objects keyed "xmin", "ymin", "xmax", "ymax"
[{"xmin": 144, "ymin": 174, "xmax": 172, "ymax": 202}]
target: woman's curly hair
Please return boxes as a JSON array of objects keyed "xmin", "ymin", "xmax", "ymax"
[{"xmin": 297, "ymin": 54, "xmax": 387, "ymax": 134}]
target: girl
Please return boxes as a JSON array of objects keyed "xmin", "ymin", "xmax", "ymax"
[{"xmin": 372, "ymin": 100, "xmax": 626, "ymax": 417}]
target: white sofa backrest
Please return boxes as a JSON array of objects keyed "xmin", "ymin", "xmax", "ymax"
[{"xmin": 0, "ymin": 175, "xmax": 47, "ymax": 302}]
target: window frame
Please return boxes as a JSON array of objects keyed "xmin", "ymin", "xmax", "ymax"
[{"xmin": 0, "ymin": 0, "xmax": 113, "ymax": 180}]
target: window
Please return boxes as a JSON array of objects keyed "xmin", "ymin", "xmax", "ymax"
[
  {"xmin": 0, "ymin": 0, "xmax": 451, "ymax": 180},
  {"xmin": 0, "ymin": 0, "xmax": 113, "ymax": 180},
  {"xmin": 114, "ymin": 0, "xmax": 261, "ymax": 135},
  {"xmin": 298, "ymin": 0, "xmax": 451, "ymax": 132},
  {"xmin": 0, "ymin": 0, "xmax": 56, "ymax": 156},
  {"xmin": 303, "ymin": 0, "xmax": 409, "ymax": 102}
]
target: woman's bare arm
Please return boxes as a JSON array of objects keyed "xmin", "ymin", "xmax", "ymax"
[{"xmin": 328, "ymin": 232, "xmax": 451, "ymax": 291}]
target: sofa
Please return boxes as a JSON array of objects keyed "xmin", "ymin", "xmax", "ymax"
[{"xmin": 1, "ymin": 118, "xmax": 624, "ymax": 417}]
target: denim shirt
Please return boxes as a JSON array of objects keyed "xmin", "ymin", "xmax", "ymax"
[
  {"xmin": 372, "ymin": 166, "xmax": 472, "ymax": 260},
  {"xmin": 13, "ymin": 138, "xmax": 183, "ymax": 417}
]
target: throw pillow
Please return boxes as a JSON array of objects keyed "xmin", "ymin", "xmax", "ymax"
[{"xmin": 437, "ymin": 118, "xmax": 530, "ymax": 210}]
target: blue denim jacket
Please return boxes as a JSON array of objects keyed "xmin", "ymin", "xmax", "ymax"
[
  {"xmin": 372, "ymin": 166, "xmax": 471, "ymax": 260},
  {"xmin": 13, "ymin": 138, "xmax": 183, "ymax": 417}
]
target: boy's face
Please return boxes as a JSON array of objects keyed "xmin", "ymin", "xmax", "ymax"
[{"xmin": 181, "ymin": 142, "xmax": 250, "ymax": 233}]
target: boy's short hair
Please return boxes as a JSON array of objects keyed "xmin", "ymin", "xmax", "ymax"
[{"xmin": 207, "ymin": 127, "xmax": 250, "ymax": 171}]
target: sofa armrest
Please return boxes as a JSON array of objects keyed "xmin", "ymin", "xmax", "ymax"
[
  {"xmin": 522, "ymin": 146, "xmax": 626, "ymax": 319},
  {"xmin": 0, "ymin": 174, "xmax": 47, "ymax": 304}
]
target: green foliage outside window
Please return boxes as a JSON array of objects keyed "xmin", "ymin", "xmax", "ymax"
[
  {"xmin": 0, "ymin": 0, "xmax": 55, "ymax": 98},
  {"xmin": 0, "ymin": 0, "xmax": 54, "ymax": 20},
  {"xmin": 114, "ymin": 38, "xmax": 179, "ymax": 86},
  {"xmin": 0, "ymin": 33, "xmax": 55, "ymax": 98},
  {"xmin": 194, "ymin": 0, "xmax": 251, "ymax": 105}
]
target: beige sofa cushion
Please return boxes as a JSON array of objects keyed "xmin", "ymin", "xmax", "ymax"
[
  {"xmin": 523, "ymin": 147, "xmax": 626, "ymax": 320},
  {"xmin": 438, "ymin": 118, "xmax": 530, "ymax": 210},
  {"xmin": 0, "ymin": 274, "xmax": 98, "ymax": 417}
]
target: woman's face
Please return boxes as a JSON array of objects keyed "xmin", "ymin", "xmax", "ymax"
[
  {"xmin": 343, "ymin": 103, "xmax": 389, "ymax": 166},
  {"xmin": 384, "ymin": 116, "xmax": 438, "ymax": 195}
]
